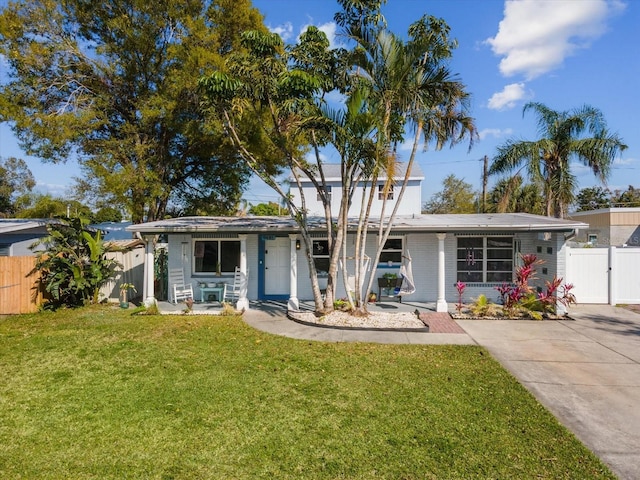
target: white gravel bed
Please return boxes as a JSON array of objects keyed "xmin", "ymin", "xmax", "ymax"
[{"xmin": 289, "ymin": 310, "xmax": 425, "ymax": 329}]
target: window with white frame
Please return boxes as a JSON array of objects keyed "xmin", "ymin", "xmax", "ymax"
[
  {"xmin": 193, "ymin": 240, "xmax": 240, "ymax": 274},
  {"xmin": 379, "ymin": 237, "xmax": 403, "ymax": 265},
  {"xmin": 588, "ymin": 234, "xmax": 598, "ymax": 246},
  {"xmin": 457, "ymin": 236, "xmax": 513, "ymax": 283},
  {"xmin": 312, "ymin": 239, "xmax": 330, "ymax": 275},
  {"xmin": 378, "ymin": 184, "xmax": 394, "ymax": 200}
]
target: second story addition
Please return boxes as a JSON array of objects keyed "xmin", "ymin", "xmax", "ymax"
[{"xmin": 291, "ymin": 162, "xmax": 424, "ymax": 217}]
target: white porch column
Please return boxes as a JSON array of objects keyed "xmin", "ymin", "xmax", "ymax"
[
  {"xmin": 237, "ymin": 234, "xmax": 250, "ymax": 311},
  {"xmin": 288, "ymin": 234, "xmax": 299, "ymax": 311},
  {"xmin": 436, "ymin": 233, "xmax": 448, "ymax": 312},
  {"xmin": 143, "ymin": 235, "xmax": 156, "ymax": 306}
]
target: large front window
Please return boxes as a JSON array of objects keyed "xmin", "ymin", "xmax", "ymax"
[
  {"xmin": 457, "ymin": 236, "xmax": 513, "ymax": 283},
  {"xmin": 193, "ymin": 240, "xmax": 240, "ymax": 274}
]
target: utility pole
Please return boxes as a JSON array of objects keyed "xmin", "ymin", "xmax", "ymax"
[{"xmin": 481, "ymin": 155, "xmax": 488, "ymax": 213}]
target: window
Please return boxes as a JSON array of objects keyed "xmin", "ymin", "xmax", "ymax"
[
  {"xmin": 317, "ymin": 186, "xmax": 332, "ymax": 202},
  {"xmin": 378, "ymin": 184, "xmax": 394, "ymax": 200},
  {"xmin": 193, "ymin": 240, "xmax": 240, "ymax": 274},
  {"xmin": 588, "ymin": 234, "xmax": 598, "ymax": 246},
  {"xmin": 312, "ymin": 239, "xmax": 330, "ymax": 275},
  {"xmin": 379, "ymin": 237, "xmax": 403, "ymax": 265},
  {"xmin": 457, "ymin": 236, "xmax": 513, "ymax": 283}
]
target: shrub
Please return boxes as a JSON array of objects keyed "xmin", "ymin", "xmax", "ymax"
[{"xmin": 31, "ymin": 217, "xmax": 121, "ymax": 309}]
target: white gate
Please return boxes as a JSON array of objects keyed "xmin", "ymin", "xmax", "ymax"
[
  {"xmin": 566, "ymin": 247, "xmax": 640, "ymax": 304},
  {"xmin": 566, "ymin": 248, "xmax": 609, "ymax": 303},
  {"xmin": 611, "ymin": 248, "xmax": 640, "ymax": 304}
]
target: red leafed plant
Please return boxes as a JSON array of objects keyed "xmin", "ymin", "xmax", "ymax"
[
  {"xmin": 496, "ymin": 253, "xmax": 576, "ymax": 319},
  {"xmin": 455, "ymin": 280, "xmax": 466, "ymax": 313}
]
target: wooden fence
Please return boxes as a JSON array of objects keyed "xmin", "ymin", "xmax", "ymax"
[{"xmin": 0, "ymin": 257, "xmax": 43, "ymax": 315}]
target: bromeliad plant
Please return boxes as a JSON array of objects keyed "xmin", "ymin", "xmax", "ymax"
[{"xmin": 31, "ymin": 217, "xmax": 121, "ymax": 309}]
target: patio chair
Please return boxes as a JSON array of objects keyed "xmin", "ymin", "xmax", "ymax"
[
  {"xmin": 169, "ymin": 268, "xmax": 194, "ymax": 304},
  {"xmin": 224, "ymin": 266, "xmax": 243, "ymax": 304}
]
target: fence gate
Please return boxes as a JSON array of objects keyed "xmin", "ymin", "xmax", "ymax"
[{"xmin": 566, "ymin": 247, "xmax": 640, "ymax": 304}]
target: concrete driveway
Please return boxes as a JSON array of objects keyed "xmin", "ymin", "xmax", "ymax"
[{"xmin": 457, "ymin": 305, "xmax": 640, "ymax": 480}]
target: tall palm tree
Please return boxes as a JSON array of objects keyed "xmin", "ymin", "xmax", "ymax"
[
  {"xmin": 489, "ymin": 102, "xmax": 627, "ymax": 218},
  {"xmin": 345, "ymin": 15, "xmax": 476, "ymax": 311}
]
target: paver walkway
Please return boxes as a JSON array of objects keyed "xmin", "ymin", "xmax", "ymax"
[{"xmin": 419, "ymin": 312, "xmax": 466, "ymax": 333}]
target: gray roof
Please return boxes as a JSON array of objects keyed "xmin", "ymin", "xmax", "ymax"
[
  {"xmin": 0, "ymin": 219, "xmax": 59, "ymax": 234},
  {"xmin": 294, "ymin": 162, "xmax": 424, "ymax": 182},
  {"xmin": 127, "ymin": 213, "xmax": 587, "ymax": 235}
]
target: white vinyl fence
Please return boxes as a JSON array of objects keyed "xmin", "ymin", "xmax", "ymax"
[{"xmin": 566, "ymin": 247, "xmax": 640, "ymax": 304}]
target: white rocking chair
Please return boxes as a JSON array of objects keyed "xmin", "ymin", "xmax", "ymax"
[
  {"xmin": 169, "ymin": 268, "xmax": 194, "ymax": 304},
  {"xmin": 224, "ymin": 266, "xmax": 243, "ymax": 304}
]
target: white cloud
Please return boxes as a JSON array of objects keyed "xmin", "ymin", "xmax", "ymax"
[
  {"xmin": 613, "ymin": 156, "xmax": 636, "ymax": 166},
  {"xmin": 487, "ymin": 83, "xmax": 530, "ymax": 110},
  {"xmin": 478, "ymin": 128, "xmax": 514, "ymax": 141},
  {"xmin": 269, "ymin": 22, "xmax": 294, "ymax": 41},
  {"xmin": 486, "ymin": 0, "xmax": 624, "ymax": 79}
]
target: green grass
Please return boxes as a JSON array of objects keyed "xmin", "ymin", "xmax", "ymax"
[{"xmin": 0, "ymin": 305, "xmax": 614, "ymax": 479}]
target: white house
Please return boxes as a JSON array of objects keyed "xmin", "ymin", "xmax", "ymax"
[
  {"xmin": 126, "ymin": 162, "xmax": 588, "ymax": 312},
  {"xmin": 128, "ymin": 213, "xmax": 587, "ymax": 313}
]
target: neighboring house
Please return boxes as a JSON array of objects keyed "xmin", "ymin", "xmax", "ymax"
[
  {"xmin": 127, "ymin": 213, "xmax": 587, "ymax": 313},
  {"xmin": 0, "ymin": 219, "xmax": 58, "ymax": 256},
  {"xmin": 292, "ymin": 163, "xmax": 424, "ymax": 217},
  {"xmin": 569, "ymin": 207, "xmax": 640, "ymax": 246}
]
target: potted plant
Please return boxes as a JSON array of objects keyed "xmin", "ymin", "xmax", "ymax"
[
  {"xmin": 378, "ymin": 272, "xmax": 398, "ymax": 295},
  {"xmin": 119, "ymin": 283, "xmax": 137, "ymax": 309}
]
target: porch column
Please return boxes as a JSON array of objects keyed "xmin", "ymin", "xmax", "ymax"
[
  {"xmin": 436, "ymin": 233, "xmax": 448, "ymax": 312},
  {"xmin": 143, "ymin": 235, "xmax": 156, "ymax": 306},
  {"xmin": 237, "ymin": 234, "xmax": 250, "ymax": 311},
  {"xmin": 288, "ymin": 234, "xmax": 299, "ymax": 311}
]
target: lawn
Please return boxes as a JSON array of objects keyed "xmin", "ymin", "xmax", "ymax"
[{"xmin": 0, "ymin": 305, "xmax": 614, "ymax": 479}]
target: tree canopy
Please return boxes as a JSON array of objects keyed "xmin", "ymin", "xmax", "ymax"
[
  {"xmin": 0, "ymin": 0, "xmax": 266, "ymax": 223},
  {"xmin": 574, "ymin": 185, "xmax": 640, "ymax": 211},
  {"xmin": 0, "ymin": 157, "xmax": 35, "ymax": 217},
  {"xmin": 423, "ymin": 174, "xmax": 477, "ymax": 214}
]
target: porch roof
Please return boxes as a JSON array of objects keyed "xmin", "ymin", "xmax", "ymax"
[{"xmin": 127, "ymin": 213, "xmax": 587, "ymax": 235}]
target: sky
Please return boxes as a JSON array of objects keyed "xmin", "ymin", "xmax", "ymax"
[{"xmin": 0, "ymin": 0, "xmax": 638, "ymax": 209}]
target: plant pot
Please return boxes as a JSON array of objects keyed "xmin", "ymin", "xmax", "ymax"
[{"xmin": 120, "ymin": 301, "xmax": 129, "ymax": 309}]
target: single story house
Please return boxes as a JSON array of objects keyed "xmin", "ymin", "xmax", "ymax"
[
  {"xmin": 0, "ymin": 219, "xmax": 59, "ymax": 256},
  {"xmin": 568, "ymin": 207, "xmax": 640, "ymax": 247},
  {"xmin": 127, "ymin": 213, "xmax": 588, "ymax": 313}
]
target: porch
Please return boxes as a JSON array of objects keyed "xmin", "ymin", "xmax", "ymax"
[{"xmin": 154, "ymin": 298, "xmax": 442, "ymax": 316}]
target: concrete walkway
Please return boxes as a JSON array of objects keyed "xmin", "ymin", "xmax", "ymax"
[{"xmin": 243, "ymin": 303, "xmax": 640, "ymax": 479}]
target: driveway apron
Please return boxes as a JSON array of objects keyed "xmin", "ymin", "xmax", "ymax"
[{"xmin": 457, "ymin": 305, "xmax": 640, "ymax": 480}]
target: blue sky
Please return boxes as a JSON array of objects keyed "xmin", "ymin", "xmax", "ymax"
[{"xmin": 1, "ymin": 0, "xmax": 638, "ymax": 208}]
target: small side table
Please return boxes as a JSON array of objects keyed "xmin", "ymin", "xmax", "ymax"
[{"xmin": 200, "ymin": 285, "xmax": 225, "ymax": 303}]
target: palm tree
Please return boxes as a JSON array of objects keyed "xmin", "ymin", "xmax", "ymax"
[
  {"xmin": 344, "ymin": 15, "xmax": 477, "ymax": 311},
  {"xmin": 489, "ymin": 102, "xmax": 627, "ymax": 218}
]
